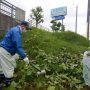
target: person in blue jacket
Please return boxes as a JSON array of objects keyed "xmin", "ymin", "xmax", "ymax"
[{"xmin": 0, "ymin": 21, "xmax": 30, "ymax": 88}]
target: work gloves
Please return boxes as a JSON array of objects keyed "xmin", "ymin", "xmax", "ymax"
[
  {"xmin": 23, "ymin": 57, "xmax": 29, "ymax": 64},
  {"xmin": 12, "ymin": 54, "xmax": 29, "ymax": 64}
]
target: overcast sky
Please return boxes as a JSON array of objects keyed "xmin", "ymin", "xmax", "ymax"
[{"xmin": 7, "ymin": 0, "xmax": 88, "ymax": 36}]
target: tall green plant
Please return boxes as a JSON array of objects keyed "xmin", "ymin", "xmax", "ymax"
[
  {"xmin": 31, "ymin": 6, "xmax": 44, "ymax": 27},
  {"xmin": 50, "ymin": 20, "xmax": 61, "ymax": 32}
]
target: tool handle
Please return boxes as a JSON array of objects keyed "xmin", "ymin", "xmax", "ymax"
[{"xmin": 30, "ymin": 63, "xmax": 41, "ymax": 71}]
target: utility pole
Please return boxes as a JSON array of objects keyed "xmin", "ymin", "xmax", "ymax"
[
  {"xmin": 0, "ymin": 0, "xmax": 1, "ymax": 24},
  {"xmin": 0, "ymin": 0, "xmax": 1, "ymax": 12},
  {"xmin": 87, "ymin": 0, "xmax": 90, "ymax": 40},
  {"xmin": 61, "ymin": 19, "xmax": 63, "ymax": 30},
  {"xmin": 75, "ymin": 5, "xmax": 78, "ymax": 33}
]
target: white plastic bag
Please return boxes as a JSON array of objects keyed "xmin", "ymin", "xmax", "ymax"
[
  {"xmin": 0, "ymin": 47, "xmax": 17, "ymax": 78},
  {"xmin": 83, "ymin": 51, "xmax": 90, "ymax": 86}
]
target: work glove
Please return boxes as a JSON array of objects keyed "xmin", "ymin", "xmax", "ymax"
[{"xmin": 23, "ymin": 57, "xmax": 29, "ymax": 64}]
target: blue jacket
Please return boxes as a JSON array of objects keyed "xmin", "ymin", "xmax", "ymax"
[{"xmin": 0, "ymin": 26, "xmax": 26, "ymax": 59}]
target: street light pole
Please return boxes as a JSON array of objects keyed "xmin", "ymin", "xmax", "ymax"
[
  {"xmin": 75, "ymin": 5, "xmax": 78, "ymax": 33},
  {"xmin": 87, "ymin": 0, "xmax": 90, "ymax": 40}
]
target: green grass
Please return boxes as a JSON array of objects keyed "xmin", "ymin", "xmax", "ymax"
[
  {"xmin": 0, "ymin": 27, "xmax": 89, "ymax": 56},
  {"xmin": 0, "ymin": 28, "xmax": 89, "ymax": 90},
  {"xmin": 22, "ymin": 28, "xmax": 89, "ymax": 56}
]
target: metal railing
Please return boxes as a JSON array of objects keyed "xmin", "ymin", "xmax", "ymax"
[{"xmin": 0, "ymin": 0, "xmax": 16, "ymax": 18}]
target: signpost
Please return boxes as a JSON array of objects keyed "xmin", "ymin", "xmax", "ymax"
[
  {"xmin": 52, "ymin": 15, "xmax": 65, "ymax": 20},
  {"xmin": 51, "ymin": 6, "xmax": 67, "ymax": 31},
  {"xmin": 51, "ymin": 7, "xmax": 67, "ymax": 18}
]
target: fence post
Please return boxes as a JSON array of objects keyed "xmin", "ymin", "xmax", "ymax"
[{"xmin": 11, "ymin": 5, "xmax": 14, "ymax": 18}]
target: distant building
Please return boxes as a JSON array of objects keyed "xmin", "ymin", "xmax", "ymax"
[
  {"xmin": 0, "ymin": 0, "xmax": 25, "ymax": 21},
  {"xmin": 0, "ymin": 0, "xmax": 25, "ymax": 34}
]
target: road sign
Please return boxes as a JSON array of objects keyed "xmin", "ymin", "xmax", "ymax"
[
  {"xmin": 51, "ymin": 7, "xmax": 67, "ymax": 18},
  {"xmin": 52, "ymin": 15, "xmax": 65, "ymax": 20}
]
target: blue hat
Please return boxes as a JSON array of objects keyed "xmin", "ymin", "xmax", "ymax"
[{"xmin": 21, "ymin": 21, "xmax": 29, "ymax": 29}]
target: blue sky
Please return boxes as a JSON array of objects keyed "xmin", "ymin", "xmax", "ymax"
[{"xmin": 7, "ymin": 0, "xmax": 88, "ymax": 36}]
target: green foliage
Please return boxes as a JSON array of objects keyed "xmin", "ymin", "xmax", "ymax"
[
  {"xmin": 52, "ymin": 31, "xmax": 89, "ymax": 47},
  {"xmin": 50, "ymin": 20, "xmax": 61, "ymax": 32},
  {"xmin": 22, "ymin": 28, "xmax": 89, "ymax": 55},
  {"xmin": 31, "ymin": 6, "xmax": 44, "ymax": 27},
  {"xmin": 1, "ymin": 28, "xmax": 89, "ymax": 90},
  {"xmin": 12, "ymin": 28, "xmax": 89, "ymax": 90},
  {"xmin": 0, "ymin": 34, "xmax": 5, "ymax": 40},
  {"xmin": 14, "ymin": 48, "xmax": 84, "ymax": 90}
]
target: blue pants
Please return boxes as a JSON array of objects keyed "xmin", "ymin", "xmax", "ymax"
[{"xmin": 0, "ymin": 73, "xmax": 12, "ymax": 87}]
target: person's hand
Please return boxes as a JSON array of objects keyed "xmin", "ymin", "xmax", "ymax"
[{"xmin": 23, "ymin": 57, "xmax": 29, "ymax": 64}]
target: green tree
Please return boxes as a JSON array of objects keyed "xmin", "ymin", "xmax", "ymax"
[
  {"xmin": 50, "ymin": 20, "xmax": 61, "ymax": 32},
  {"xmin": 31, "ymin": 6, "xmax": 44, "ymax": 28}
]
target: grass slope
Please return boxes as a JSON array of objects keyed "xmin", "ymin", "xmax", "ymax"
[
  {"xmin": 0, "ymin": 28, "xmax": 89, "ymax": 57},
  {"xmin": 0, "ymin": 28, "xmax": 89, "ymax": 90},
  {"xmin": 22, "ymin": 28, "xmax": 89, "ymax": 57}
]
